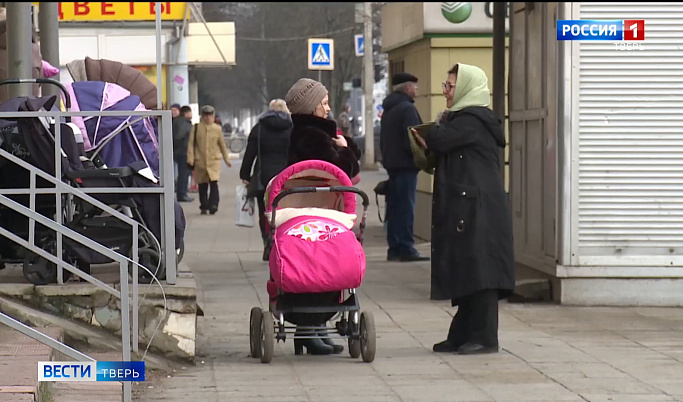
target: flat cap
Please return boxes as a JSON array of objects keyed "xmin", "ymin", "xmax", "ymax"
[
  {"xmin": 392, "ymin": 72, "xmax": 418, "ymax": 86},
  {"xmin": 201, "ymin": 105, "xmax": 215, "ymax": 115}
]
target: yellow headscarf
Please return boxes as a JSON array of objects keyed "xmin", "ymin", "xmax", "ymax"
[{"xmin": 449, "ymin": 63, "xmax": 491, "ymax": 112}]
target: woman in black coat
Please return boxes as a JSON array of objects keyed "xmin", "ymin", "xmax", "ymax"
[
  {"xmin": 240, "ymin": 99, "xmax": 293, "ymax": 260},
  {"xmin": 281, "ymin": 78, "xmax": 361, "ymax": 356},
  {"xmin": 412, "ymin": 63, "xmax": 515, "ymax": 355}
]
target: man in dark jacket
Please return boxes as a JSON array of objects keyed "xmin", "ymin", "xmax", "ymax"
[
  {"xmin": 173, "ymin": 105, "xmax": 194, "ymax": 202},
  {"xmin": 379, "ymin": 73, "xmax": 430, "ymax": 262}
]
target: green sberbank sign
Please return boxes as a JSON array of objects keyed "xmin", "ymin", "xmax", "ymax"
[
  {"xmin": 441, "ymin": 3, "xmax": 473, "ymax": 23},
  {"xmin": 441, "ymin": 2, "xmax": 509, "ymax": 24}
]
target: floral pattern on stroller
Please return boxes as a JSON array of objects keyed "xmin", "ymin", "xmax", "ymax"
[{"xmin": 249, "ymin": 160, "xmax": 376, "ymax": 363}]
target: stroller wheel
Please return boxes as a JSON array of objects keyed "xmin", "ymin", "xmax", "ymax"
[
  {"xmin": 348, "ymin": 311, "xmax": 361, "ymax": 358},
  {"xmin": 176, "ymin": 239, "xmax": 185, "ymax": 264},
  {"xmin": 249, "ymin": 307, "xmax": 262, "ymax": 358},
  {"xmin": 259, "ymin": 310, "xmax": 274, "ymax": 364},
  {"xmin": 360, "ymin": 311, "xmax": 376, "ymax": 363},
  {"xmin": 348, "ymin": 337, "xmax": 361, "ymax": 359},
  {"xmin": 22, "ymin": 251, "xmax": 72, "ymax": 285},
  {"xmin": 131, "ymin": 248, "xmax": 164, "ymax": 284}
]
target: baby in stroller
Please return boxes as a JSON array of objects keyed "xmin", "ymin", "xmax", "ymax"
[{"xmin": 249, "ymin": 160, "xmax": 376, "ymax": 363}]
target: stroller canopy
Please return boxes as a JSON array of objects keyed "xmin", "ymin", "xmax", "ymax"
[
  {"xmin": 66, "ymin": 81, "xmax": 160, "ymax": 177},
  {"xmin": 266, "ymin": 160, "xmax": 356, "ymax": 214}
]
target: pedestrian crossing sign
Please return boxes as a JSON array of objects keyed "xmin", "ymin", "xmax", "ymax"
[{"xmin": 308, "ymin": 38, "xmax": 334, "ymax": 71}]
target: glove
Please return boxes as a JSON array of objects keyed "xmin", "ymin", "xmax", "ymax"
[{"xmin": 435, "ymin": 109, "xmax": 449, "ymax": 126}]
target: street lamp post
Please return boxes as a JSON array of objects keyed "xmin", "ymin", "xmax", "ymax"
[{"xmin": 362, "ymin": 2, "xmax": 375, "ymax": 170}]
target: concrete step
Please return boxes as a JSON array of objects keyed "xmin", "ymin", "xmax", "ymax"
[
  {"xmin": 0, "ymin": 296, "xmax": 178, "ymax": 373},
  {"xmin": 0, "ymin": 324, "xmax": 62, "ymax": 402}
]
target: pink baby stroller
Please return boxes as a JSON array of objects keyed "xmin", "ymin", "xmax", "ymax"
[{"xmin": 249, "ymin": 160, "xmax": 376, "ymax": 363}]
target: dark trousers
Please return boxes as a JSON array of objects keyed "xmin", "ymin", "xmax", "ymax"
[
  {"xmin": 198, "ymin": 181, "xmax": 219, "ymax": 211},
  {"xmin": 386, "ymin": 169, "xmax": 418, "ymax": 258},
  {"xmin": 448, "ymin": 289, "xmax": 499, "ymax": 348},
  {"xmin": 174, "ymin": 154, "xmax": 190, "ymax": 198},
  {"xmin": 256, "ymin": 190, "xmax": 267, "ymax": 242}
]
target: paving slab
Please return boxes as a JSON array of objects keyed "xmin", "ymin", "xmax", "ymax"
[{"xmin": 133, "ymin": 163, "xmax": 683, "ymax": 402}]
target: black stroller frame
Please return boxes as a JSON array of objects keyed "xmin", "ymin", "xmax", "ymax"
[
  {"xmin": 249, "ymin": 185, "xmax": 377, "ymax": 363},
  {"xmin": 0, "ymin": 79, "xmax": 172, "ymax": 285}
]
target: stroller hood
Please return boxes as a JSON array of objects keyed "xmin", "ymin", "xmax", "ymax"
[
  {"xmin": 67, "ymin": 81, "xmax": 160, "ymax": 177},
  {"xmin": 266, "ymin": 160, "xmax": 356, "ymax": 214}
]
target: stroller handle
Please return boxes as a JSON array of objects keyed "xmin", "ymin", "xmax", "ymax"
[
  {"xmin": 270, "ymin": 186, "xmax": 370, "ymax": 210},
  {"xmin": 268, "ymin": 185, "xmax": 370, "ymax": 245},
  {"xmin": 0, "ymin": 78, "xmax": 71, "ymax": 112}
]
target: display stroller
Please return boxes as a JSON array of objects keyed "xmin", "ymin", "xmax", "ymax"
[
  {"xmin": 249, "ymin": 160, "xmax": 376, "ymax": 363},
  {"xmin": 0, "ymin": 78, "xmax": 183, "ymax": 285},
  {"xmin": 65, "ymin": 79, "xmax": 187, "ymax": 274}
]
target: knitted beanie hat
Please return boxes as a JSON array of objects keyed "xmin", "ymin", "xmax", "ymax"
[{"xmin": 285, "ymin": 78, "xmax": 328, "ymax": 115}]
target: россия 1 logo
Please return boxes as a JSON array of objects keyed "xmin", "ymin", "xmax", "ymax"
[{"xmin": 557, "ymin": 19, "xmax": 645, "ymax": 50}]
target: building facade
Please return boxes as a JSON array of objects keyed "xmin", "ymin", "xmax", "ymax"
[{"xmin": 39, "ymin": 2, "xmax": 235, "ymax": 110}]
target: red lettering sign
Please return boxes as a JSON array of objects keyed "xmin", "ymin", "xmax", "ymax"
[
  {"xmin": 101, "ymin": 2, "xmax": 114, "ymax": 15},
  {"xmin": 74, "ymin": 2, "xmax": 90, "ymax": 16},
  {"xmin": 149, "ymin": 2, "xmax": 172, "ymax": 15},
  {"xmin": 129, "ymin": 2, "xmax": 135, "ymax": 15},
  {"xmin": 58, "ymin": 2, "xmax": 64, "ymax": 19}
]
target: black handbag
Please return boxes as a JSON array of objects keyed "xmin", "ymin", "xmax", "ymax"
[
  {"xmin": 246, "ymin": 125, "xmax": 265, "ymax": 198},
  {"xmin": 373, "ymin": 180, "xmax": 388, "ymax": 222}
]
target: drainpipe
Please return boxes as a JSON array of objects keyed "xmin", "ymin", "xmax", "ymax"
[{"xmin": 492, "ymin": 2, "xmax": 507, "ymax": 181}]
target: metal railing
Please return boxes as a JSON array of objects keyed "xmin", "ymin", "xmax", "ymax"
[{"xmin": 0, "ymin": 107, "xmax": 176, "ymax": 402}]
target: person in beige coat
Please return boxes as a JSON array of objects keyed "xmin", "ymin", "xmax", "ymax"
[{"xmin": 187, "ymin": 105, "xmax": 232, "ymax": 215}]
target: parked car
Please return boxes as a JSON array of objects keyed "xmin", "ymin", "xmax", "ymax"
[{"xmin": 352, "ymin": 122, "xmax": 382, "ymax": 165}]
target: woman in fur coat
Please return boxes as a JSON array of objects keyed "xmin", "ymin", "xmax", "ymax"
[
  {"xmin": 281, "ymin": 78, "xmax": 361, "ymax": 356},
  {"xmin": 286, "ymin": 78, "xmax": 361, "ymax": 178}
]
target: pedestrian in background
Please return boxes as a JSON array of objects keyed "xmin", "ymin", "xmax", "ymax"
[
  {"xmin": 240, "ymin": 99, "xmax": 293, "ymax": 261},
  {"xmin": 412, "ymin": 63, "xmax": 514, "ymax": 355},
  {"xmin": 173, "ymin": 105, "xmax": 194, "ymax": 203},
  {"xmin": 170, "ymin": 103, "xmax": 181, "ymax": 119},
  {"xmin": 336, "ymin": 103, "xmax": 352, "ymax": 137},
  {"xmin": 379, "ymin": 72, "xmax": 430, "ymax": 262},
  {"xmin": 187, "ymin": 105, "xmax": 232, "ymax": 215}
]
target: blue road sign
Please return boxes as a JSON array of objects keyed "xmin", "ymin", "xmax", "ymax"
[
  {"xmin": 308, "ymin": 39, "xmax": 334, "ymax": 70},
  {"xmin": 355, "ymin": 34, "xmax": 364, "ymax": 57}
]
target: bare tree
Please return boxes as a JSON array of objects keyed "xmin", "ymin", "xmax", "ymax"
[{"xmin": 196, "ymin": 2, "xmax": 371, "ymax": 116}]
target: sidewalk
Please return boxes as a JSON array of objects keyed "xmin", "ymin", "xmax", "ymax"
[{"xmin": 135, "ymin": 161, "xmax": 683, "ymax": 402}]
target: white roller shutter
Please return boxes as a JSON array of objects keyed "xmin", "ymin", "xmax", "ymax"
[{"xmin": 577, "ymin": 2, "xmax": 683, "ymax": 265}]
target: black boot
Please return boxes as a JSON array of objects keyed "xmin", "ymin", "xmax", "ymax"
[
  {"xmin": 317, "ymin": 328, "xmax": 343, "ymax": 354},
  {"xmin": 433, "ymin": 339, "xmax": 459, "ymax": 353},
  {"xmin": 293, "ymin": 338, "xmax": 334, "ymax": 355},
  {"xmin": 294, "ymin": 328, "xmax": 333, "ymax": 355}
]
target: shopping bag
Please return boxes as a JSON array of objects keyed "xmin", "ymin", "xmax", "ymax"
[{"xmin": 235, "ymin": 185, "xmax": 255, "ymax": 227}]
